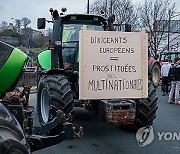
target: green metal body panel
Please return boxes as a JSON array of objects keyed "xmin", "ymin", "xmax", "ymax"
[
  {"xmin": 37, "ymin": 49, "xmax": 78, "ymax": 70},
  {"xmin": 0, "ymin": 48, "xmax": 28, "ymax": 97},
  {"xmin": 37, "ymin": 50, "xmax": 51, "ymax": 70}
]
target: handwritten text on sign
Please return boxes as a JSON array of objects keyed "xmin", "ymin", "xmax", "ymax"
[{"xmin": 79, "ymin": 28, "xmax": 148, "ymax": 99}]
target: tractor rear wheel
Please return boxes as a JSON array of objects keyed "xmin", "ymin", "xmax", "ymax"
[
  {"xmin": 0, "ymin": 103, "xmax": 29, "ymax": 154},
  {"xmin": 37, "ymin": 75, "xmax": 74, "ymax": 125},
  {"xmin": 120, "ymin": 81, "xmax": 158, "ymax": 131}
]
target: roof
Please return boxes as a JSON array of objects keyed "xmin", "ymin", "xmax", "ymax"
[
  {"xmin": 59, "ymin": 13, "xmax": 107, "ymax": 25},
  {"xmin": 60, "ymin": 13, "xmax": 106, "ymax": 18}
]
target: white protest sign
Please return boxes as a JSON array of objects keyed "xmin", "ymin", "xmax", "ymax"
[{"xmin": 79, "ymin": 27, "xmax": 148, "ymax": 100}]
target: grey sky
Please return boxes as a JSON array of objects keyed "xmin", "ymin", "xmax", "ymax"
[
  {"xmin": 0, "ymin": 0, "xmax": 180, "ymax": 29},
  {"xmin": 0, "ymin": 0, "xmax": 92, "ymax": 29}
]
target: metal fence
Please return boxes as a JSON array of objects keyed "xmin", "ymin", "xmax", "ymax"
[{"xmin": 17, "ymin": 70, "xmax": 37, "ymax": 87}]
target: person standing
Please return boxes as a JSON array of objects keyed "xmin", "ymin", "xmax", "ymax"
[
  {"xmin": 161, "ymin": 59, "xmax": 171, "ymax": 96},
  {"xmin": 168, "ymin": 57, "xmax": 180, "ymax": 104}
]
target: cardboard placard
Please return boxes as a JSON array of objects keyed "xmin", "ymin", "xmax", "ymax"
[{"xmin": 79, "ymin": 27, "xmax": 148, "ymax": 99}]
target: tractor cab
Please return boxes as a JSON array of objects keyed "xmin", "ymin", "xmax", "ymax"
[
  {"xmin": 159, "ymin": 51, "xmax": 180, "ymax": 65},
  {"xmin": 37, "ymin": 9, "xmax": 114, "ymax": 71}
]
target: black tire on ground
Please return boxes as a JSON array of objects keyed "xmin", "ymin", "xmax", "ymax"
[
  {"xmin": 0, "ymin": 103, "xmax": 30, "ymax": 154},
  {"xmin": 120, "ymin": 81, "xmax": 158, "ymax": 131},
  {"xmin": 37, "ymin": 75, "xmax": 74, "ymax": 125},
  {"xmin": 150, "ymin": 63, "xmax": 160, "ymax": 88}
]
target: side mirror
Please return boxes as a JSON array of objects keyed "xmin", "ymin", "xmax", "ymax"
[
  {"xmin": 37, "ymin": 18, "xmax": 46, "ymax": 29},
  {"xmin": 108, "ymin": 15, "xmax": 115, "ymax": 31}
]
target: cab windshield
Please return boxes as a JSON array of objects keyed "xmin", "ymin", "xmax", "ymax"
[
  {"xmin": 160, "ymin": 53, "xmax": 180, "ymax": 64},
  {"xmin": 62, "ymin": 24, "xmax": 104, "ymax": 42},
  {"xmin": 62, "ymin": 24, "xmax": 104, "ymax": 69}
]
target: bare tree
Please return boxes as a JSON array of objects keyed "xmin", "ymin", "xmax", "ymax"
[
  {"xmin": 1, "ymin": 21, "xmax": 8, "ymax": 27},
  {"xmin": 90, "ymin": 0, "xmax": 140, "ymax": 31},
  {"xmin": 21, "ymin": 17, "xmax": 31, "ymax": 29},
  {"xmin": 90, "ymin": 0, "xmax": 108, "ymax": 16},
  {"xmin": 112, "ymin": 0, "xmax": 140, "ymax": 31},
  {"xmin": 90, "ymin": 0, "xmax": 179, "ymax": 56},
  {"xmin": 139, "ymin": 0, "xmax": 176, "ymax": 56}
]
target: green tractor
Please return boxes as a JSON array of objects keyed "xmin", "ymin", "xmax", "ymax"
[
  {"xmin": 0, "ymin": 41, "xmax": 82, "ymax": 153},
  {"xmin": 0, "ymin": 41, "xmax": 31, "ymax": 153},
  {"xmin": 37, "ymin": 9, "xmax": 158, "ymax": 130}
]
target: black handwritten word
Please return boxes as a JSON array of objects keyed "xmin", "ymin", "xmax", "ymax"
[
  {"xmin": 110, "ymin": 56, "xmax": 119, "ymax": 61},
  {"xmin": 88, "ymin": 79, "xmax": 143, "ymax": 91},
  {"xmin": 108, "ymin": 74, "xmax": 116, "ymax": 78},
  {"xmin": 91, "ymin": 36, "xmax": 127, "ymax": 44},
  {"xmin": 100, "ymin": 47, "xmax": 134, "ymax": 54},
  {"xmin": 92, "ymin": 64, "xmax": 136, "ymax": 73}
]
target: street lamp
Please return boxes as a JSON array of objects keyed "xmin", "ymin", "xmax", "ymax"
[{"xmin": 87, "ymin": 0, "xmax": 89, "ymax": 14}]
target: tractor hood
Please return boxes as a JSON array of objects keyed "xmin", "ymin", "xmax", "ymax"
[{"xmin": 37, "ymin": 50, "xmax": 51, "ymax": 70}]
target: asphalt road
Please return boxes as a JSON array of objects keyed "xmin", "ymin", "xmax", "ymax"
[{"xmin": 31, "ymin": 87, "xmax": 180, "ymax": 154}]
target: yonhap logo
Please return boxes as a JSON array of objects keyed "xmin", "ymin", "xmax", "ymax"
[{"xmin": 136, "ymin": 126, "xmax": 154, "ymax": 147}]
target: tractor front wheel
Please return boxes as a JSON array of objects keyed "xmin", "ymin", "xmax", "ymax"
[{"xmin": 37, "ymin": 75, "xmax": 74, "ymax": 125}]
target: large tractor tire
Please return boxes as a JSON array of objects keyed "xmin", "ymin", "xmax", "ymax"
[
  {"xmin": 37, "ymin": 74, "xmax": 74, "ymax": 125},
  {"xmin": 0, "ymin": 103, "xmax": 30, "ymax": 154},
  {"xmin": 120, "ymin": 81, "xmax": 158, "ymax": 131},
  {"xmin": 150, "ymin": 63, "xmax": 160, "ymax": 88}
]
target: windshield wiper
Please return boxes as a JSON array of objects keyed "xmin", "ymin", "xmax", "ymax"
[{"xmin": 62, "ymin": 41, "xmax": 79, "ymax": 43}]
